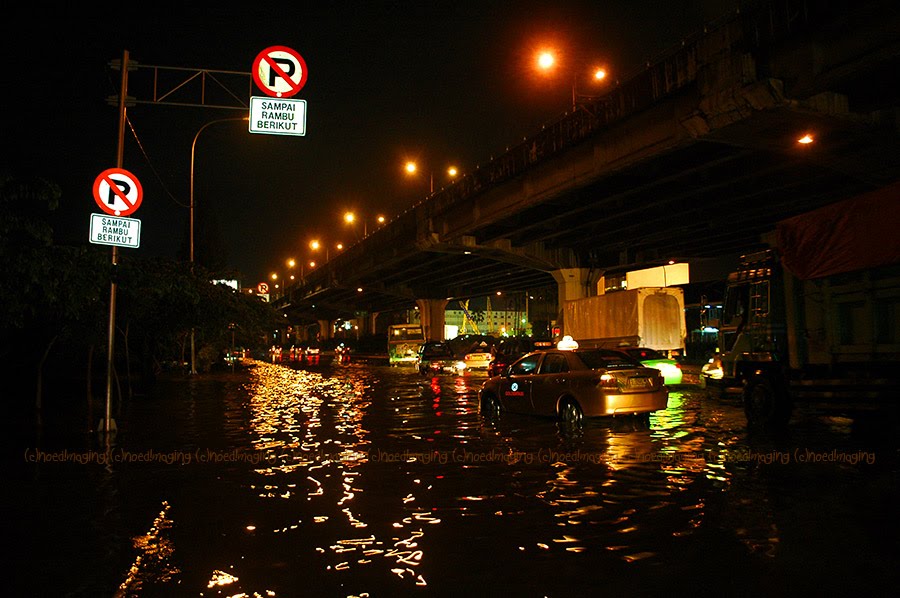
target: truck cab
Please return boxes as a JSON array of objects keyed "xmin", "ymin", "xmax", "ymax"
[
  {"xmin": 701, "ymin": 250, "xmax": 793, "ymax": 427},
  {"xmin": 703, "ymin": 245, "xmax": 900, "ymax": 430}
]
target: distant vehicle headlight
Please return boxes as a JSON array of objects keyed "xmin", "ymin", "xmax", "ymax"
[{"xmin": 700, "ymin": 358, "xmax": 723, "ymax": 380}]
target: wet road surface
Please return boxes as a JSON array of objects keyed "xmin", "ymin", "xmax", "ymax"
[{"xmin": 10, "ymin": 358, "xmax": 899, "ymax": 596}]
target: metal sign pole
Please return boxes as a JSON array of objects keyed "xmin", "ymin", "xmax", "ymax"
[{"xmin": 101, "ymin": 49, "xmax": 130, "ymax": 435}]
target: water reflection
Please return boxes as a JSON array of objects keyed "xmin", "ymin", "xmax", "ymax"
[
  {"xmin": 14, "ymin": 360, "xmax": 898, "ymax": 596},
  {"xmin": 115, "ymin": 501, "xmax": 178, "ymax": 597},
  {"xmin": 245, "ymin": 361, "xmax": 441, "ymax": 590}
]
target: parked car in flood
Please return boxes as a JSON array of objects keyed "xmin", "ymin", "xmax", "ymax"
[
  {"xmin": 448, "ymin": 335, "xmax": 497, "ymax": 372},
  {"xmin": 416, "ymin": 341, "xmax": 465, "ymax": 375},
  {"xmin": 478, "ymin": 346, "xmax": 668, "ymax": 428},
  {"xmin": 486, "ymin": 336, "xmax": 554, "ymax": 377},
  {"xmin": 462, "ymin": 349, "xmax": 493, "ymax": 371}
]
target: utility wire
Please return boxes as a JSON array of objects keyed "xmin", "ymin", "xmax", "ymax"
[{"xmin": 125, "ymin": 115, "xmax": 189, "ymax": 209}]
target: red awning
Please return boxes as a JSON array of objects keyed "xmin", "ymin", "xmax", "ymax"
[{"xmin": 776, "ymin": 181, "xmax": 900, "ymax": 280}]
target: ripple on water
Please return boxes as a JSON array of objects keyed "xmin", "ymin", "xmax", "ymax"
[{"xmin": 17, "ymin": 359, "xmax": 898, "ymax": 596}]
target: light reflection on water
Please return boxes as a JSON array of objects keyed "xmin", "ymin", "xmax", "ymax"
[{"xmin": 13, "ymin": 359, "xmax": 899, "ymax": 596}]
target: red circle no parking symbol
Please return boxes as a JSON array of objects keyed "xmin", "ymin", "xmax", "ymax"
[{"xmin": 253, "ymin": 46, "xmax": 308, "ymax": 98}]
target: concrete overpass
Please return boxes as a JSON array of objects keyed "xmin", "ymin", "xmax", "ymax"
[{"xmin": 275, "ymin": 0, "xmax": 900, "ymax": 340}]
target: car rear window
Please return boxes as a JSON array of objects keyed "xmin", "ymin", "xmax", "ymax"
[
  {"xmin": 623, "ymin": 348, "xmax": 665, "ymax": 360},
  {"xmin": 575, "ymin": 349, "xmax": 640, "ymax": 369},
  {"xmin": 423, "ymin": 344, "xmax": 452, "ymax": 357}
]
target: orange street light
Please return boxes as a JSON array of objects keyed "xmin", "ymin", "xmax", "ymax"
[
  {"xmin": 344, "ymin": 211, "xmax": 364, "ymax": 239},
  {"xmin": 536, "ymin": 49, "xmax": 610, "ymax": 112},
  {"xmin": 404, "ymin": 161, "xmax": 459, "ymax": 195},
  {"xmin": 344, "ymin": 211, "xmax": 385, "ymax": 238},
  {"xmin": 309, "ymin": 239, "xmax": 328, "ymax": 262},
  {"xmin": 311, "ymin": 238, "xmax": 343, "ymax": 261},
  {"xmin": 270, "ymin": 272, "xmax": 281, "ymax": 299}
]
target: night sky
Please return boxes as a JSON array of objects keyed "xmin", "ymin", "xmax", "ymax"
[{"xmin": 2, "ymin": 1, "xmax": 737, "ymax": 288}]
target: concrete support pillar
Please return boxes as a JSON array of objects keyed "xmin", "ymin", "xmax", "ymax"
[
  {"xmin": 355, "ymin": 312, "xmax": 376, "ymax": 335},
  {"xmin": 317, "ymin": 319, "xmax": 332, "ymax": 341},
  {"xmin": 551, "ymin": 268, "xmax": 601, "ymax": 338},
  {"xmin": 415, "ymin": 298, "xmax": 449, "ymax": 341}
]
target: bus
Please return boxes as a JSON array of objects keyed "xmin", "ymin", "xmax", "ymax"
[{"xmin": 387, "ymin": 324, "xmax": 426, "ymax": 366}]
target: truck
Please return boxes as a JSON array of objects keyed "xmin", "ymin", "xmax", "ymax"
[
  {"xmin": 700, "ymin": 182, "xmax": 900, "ymax": 429},
  {"xmin": 562, "ymin": 286, "xmax": 686, "ymax": 355},
  {"xmin": 387, "ymin": 323, "xmax": 425, "ymax": 366}
]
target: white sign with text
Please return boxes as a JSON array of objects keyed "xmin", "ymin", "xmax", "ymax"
[{"xmin": 249, "ymin": 96, "xmax": 307, "ymax": 136}]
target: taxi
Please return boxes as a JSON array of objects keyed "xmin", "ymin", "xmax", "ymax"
[{"xmin": 478, "ymin": 337, "xmax": 668, "ymax": 428}]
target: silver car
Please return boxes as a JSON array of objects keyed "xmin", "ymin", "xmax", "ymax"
[{"xmin": 478, "ymin": 348, "xmax": 668, "ymax": 427}]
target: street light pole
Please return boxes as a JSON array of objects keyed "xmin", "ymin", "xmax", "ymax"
[
  {"xmin": 189, "ymin": 116, "xmax": 246, "ymax": 375},
  {"xmin": 536, "ymin": 49, "xmax": 608, "ymax": 114},
  {"xmin": 404, "ymin": 162, "xmax": 457, "ymax": 198},
  {"xmin": 571, "ymin": 72, "xmax": 577, "ymax": 113}
]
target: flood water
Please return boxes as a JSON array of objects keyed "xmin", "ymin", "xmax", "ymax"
[{"xmin": 10, "ymin": 358, "xmax": 899, "ymax": 597}]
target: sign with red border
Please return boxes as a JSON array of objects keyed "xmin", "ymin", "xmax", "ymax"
[
  {"xmin": 257, "ymin": 282, "xmax": 269, "ymax": 294},
  {"xmin": 252, "ymin": 46, "xmax": 308, "ymax": 98},
  {"xmin": 93, "ymin": 168, "xmax": 143, "ymax": 216}
]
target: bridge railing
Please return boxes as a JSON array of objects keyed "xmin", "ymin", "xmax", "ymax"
[{"xmin": 418, "ymin": 0, "xmax": 840, "ymax": 222}]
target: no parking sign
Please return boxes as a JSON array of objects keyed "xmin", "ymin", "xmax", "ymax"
[
  {"xmin": 252, "ymin": 45, "xmax": 308, "ymax": 98},
  {"xmin": 93, "ymin": 168, "xmax": 143, "ymax": 216}
]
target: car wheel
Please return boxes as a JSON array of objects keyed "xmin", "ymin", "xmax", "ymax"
[
  {"xmin": 559, "ymin": 399, "xmax": 583, "ymax": 433},
  {"xmin": 743, "ymin": 377, "xmax": 791, "ymax": 431},
  {"xmin": 480, "ymin": 394, "xmax": 501, "ymax": 422}
]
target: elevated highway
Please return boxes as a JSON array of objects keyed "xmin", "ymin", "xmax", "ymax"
[{"xmin": 276, "ymin": 0, "xmax": 900, "ymax": 332}]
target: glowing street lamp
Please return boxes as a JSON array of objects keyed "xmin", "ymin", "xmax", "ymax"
[
  {"xmin": 309, "ymin": 239, "xmax": 326, "ymax": 261},
  {"xmin": 344, "ymin": 211, "xmax": 386, "ymax": 238},
  {"xmin": 270, "ymin": 272, "xmax": 281, "ymax": 298},
  {"xmin": 343, "ymin": 211, "xmax": 358, "ymax": 237},
  {"xmin": 404, "ymin": 161, "xmax": 459, "ymax": 195},
  {"xmin": 310, "ymin": 238, "xmax": 343, "ymax": 262},
  {"xmin": 285, "ymin": 259, "xmax": 297, "ymax": 294},
  {"xmin": 536, "ymin": 49, "xmax": 609, "ymax": 112}
]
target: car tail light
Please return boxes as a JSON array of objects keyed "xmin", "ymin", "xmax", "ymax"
[{"xmin": 597, "ymin": 373, "xmax": 619, "ymax": 389}]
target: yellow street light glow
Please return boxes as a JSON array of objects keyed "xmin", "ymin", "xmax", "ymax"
[
  {"xmin": 405, "ymin": 161, "xmax": 417, "ymax": 174},
  {"xmin": 798, "ymin": 134, "xmax": 814, "ymax": 144},
  {"xmin": 537, "ymin": 51, "xmax": 555, "ymax": 70},
  {"xmin": 344, "ymin": 212, "xmax": 355, "ymax": 224},
  {"xmin": 336, "ymin": 242, "xmax": 344, "ymax": 250},
  {"xmin": 377, "ymin": 215, "xmax": 385, "ymax": 224},
  {"xmin": 287, "ymin": 258, "xmax": 295, "ymax": 267},
  {"xmin": 310, "ymin": 239, "xmax": 320, "ymax": 250},
  {"xmin": 270, "ymin": 273, "xmax": 278, "ymax": 281},
  {"xmin": 593, "ymin": 68, "xmax": 607, "ymax": 81},
  {"xmin": 448, "ymin": 166, "xmax": 458, "ymax": 177}
]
